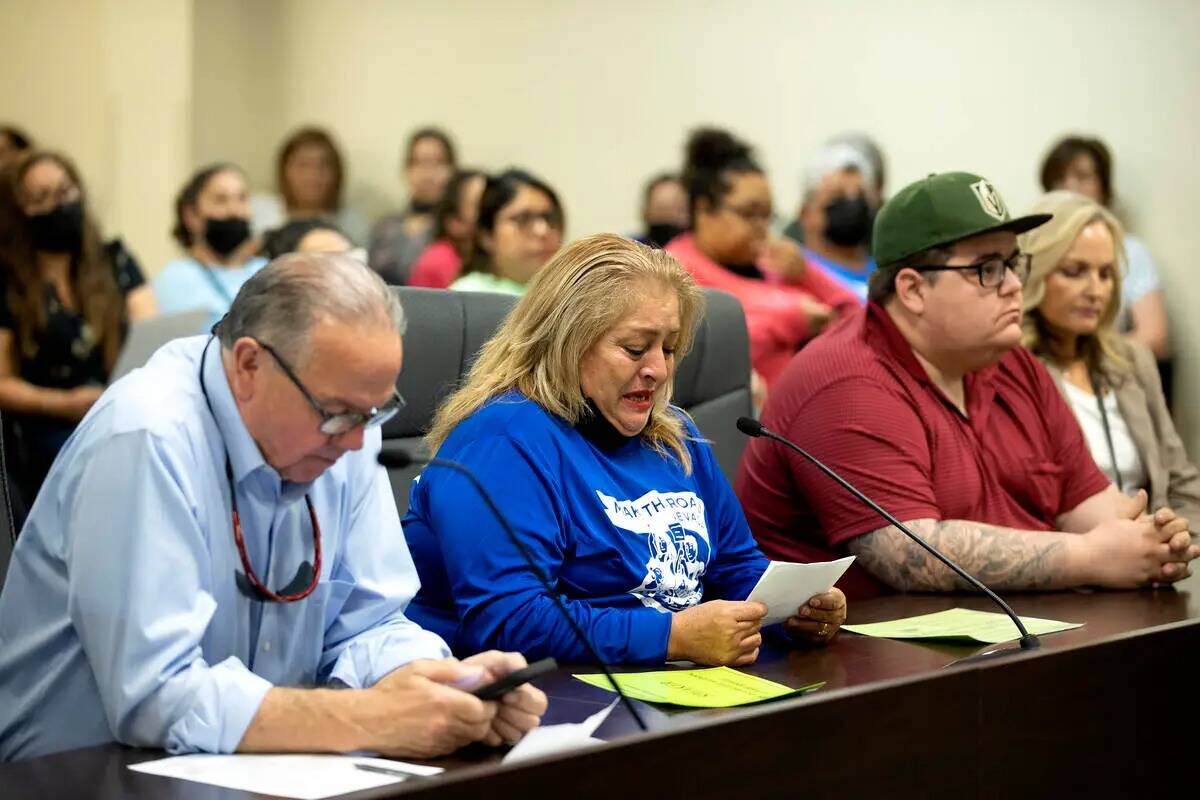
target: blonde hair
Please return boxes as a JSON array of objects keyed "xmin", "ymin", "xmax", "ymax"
[
  {"xmin": 1019, "ymin": 190, "xmax": 1129, "ymax": 379},
  {"xmin": 426, "ymin": 233, "xmax": 706, "ymax": 472}
]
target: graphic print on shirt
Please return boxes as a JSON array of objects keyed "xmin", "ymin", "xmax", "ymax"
[{"xmin": 596, "ymin": 489, "xmax": 711, "ymax": 613}]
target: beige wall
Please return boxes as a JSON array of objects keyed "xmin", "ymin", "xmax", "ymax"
[
  {"xmin": 191, "ymin": 0, "xmax": 284, "ymax": 189},
  {"xmin": 248, "ymin": 0, "xmax": 1200, "ymax": 449},
  {"xmin": 3, "ymin": 0, "xmax": 1199, "ymax": 448},
  {"xmin": 0, "ymin": 0, "xmax": 193, "ymax": 272}
]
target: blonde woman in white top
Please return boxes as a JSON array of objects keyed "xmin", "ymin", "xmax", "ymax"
[{"xmin": 1019, "ymin": 191, "xmax": 1200, "ymax": 543}]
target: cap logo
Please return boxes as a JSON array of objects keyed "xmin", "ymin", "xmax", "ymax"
[{"xmin": 970, "ymin": 180, "xmax": 1008, "ymax": 221}]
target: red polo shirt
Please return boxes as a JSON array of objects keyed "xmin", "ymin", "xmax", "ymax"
[{"xmin": 734, "ymin": 302, "xmax": 1110, "ymax": 599}]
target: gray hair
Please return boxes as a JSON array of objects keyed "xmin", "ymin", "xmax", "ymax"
[
  {"xmin": 216, "ymin": 252, "xmax": 405, "ymax": 365},
  {"xmin": 802, "ymin": 142, "xmax": 877, "ymax": 200}
]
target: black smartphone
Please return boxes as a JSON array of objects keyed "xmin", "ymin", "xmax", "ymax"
[{"xmin": 470, "ymin": 657, "xmax": 557, "ymax": 700}]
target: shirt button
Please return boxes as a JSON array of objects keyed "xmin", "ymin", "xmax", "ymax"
[{"xmin": 262, "ymin": 641, "xmax": 271, "ymax": 652}]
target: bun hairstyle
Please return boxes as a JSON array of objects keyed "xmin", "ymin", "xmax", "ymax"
[{"xmin": 681, "ymin": 128, "xmax": 762, "ymax": 221}]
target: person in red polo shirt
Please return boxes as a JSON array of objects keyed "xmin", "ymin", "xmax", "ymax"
[{"xmin": 735, "ymin": 171, "xmax": 1198, "ymax": 600}]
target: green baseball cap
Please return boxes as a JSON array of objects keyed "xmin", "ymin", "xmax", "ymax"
[{"xmin": 872, "ymin": 172, "xmax": 1051, "ymax": 267}]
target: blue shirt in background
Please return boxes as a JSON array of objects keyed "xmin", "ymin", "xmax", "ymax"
[
  {"xmin": 403, "ymin": 393, "xmax": 769, "ymax": 665},
  {"xmin": 804, "ymin": 247, "xmax": 874, "ymax": 303},
  {"xmin": 153, "ymin": 256, "xmax": 268, "ymax": 333},
  {"xmin": 0, "ymin": 336, "xmax": 448, "ymax": 762}
]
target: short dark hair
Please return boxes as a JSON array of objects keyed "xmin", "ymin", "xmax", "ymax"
[
  {"xmin": 0, "ymin": 125, "xmax": 33, "ymax": 152},
  {"xmin": 867, "ymin": 245, "xmax": 951, "ymax": 304},
  {"xmin": 260, "ymin": 218, "xmax": 346, "ymax": 260},
  {"xmin": 1040, "ymin": 136, "xmax": 1113, "ymax": 206},
  {"xmin": 172, "ymin": 163, "xmax": 243, "ymax": 248},
  {"xmin": 405, "ymin": 127, "xmax": 457, "ymax": 169},
  {"xmin": 432, "ymin": 168, "xmax": 484, "ymax": 239},
  {"xmin": 681, "ymin": 128, "xmax": 762, "ymax": 222},
  {"xmin": 642, "ymin": 172, "xmax": 681, "ymax": 209},
  {"xmin": 276, "ymin": 126, "xmax": 344, "ymax": 212},
  {"xmin": 467, "ymin": 168, "xmax": 563, "ymax": 275}
]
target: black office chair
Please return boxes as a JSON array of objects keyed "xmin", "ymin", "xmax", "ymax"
[{"xmin": 382, "ymin": 287, "xmax": 753, "ymax": 515}]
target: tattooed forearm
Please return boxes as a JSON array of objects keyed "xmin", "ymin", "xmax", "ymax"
[{"xmin": 847, "ymin": 519, "xmax": 1071, "ymax": 592}]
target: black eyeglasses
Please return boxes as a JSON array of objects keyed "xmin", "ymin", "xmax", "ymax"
[
  {"xmin": 720, "ymin": 202, "xmax": 774, "ymax": 225},
  {"xmin": 910, "ymin": 252, "xmax": 1032, "ymax": 288},
  {"xmin": 255, "ymin": 340, "xmax": 406, "ymax": 436}
]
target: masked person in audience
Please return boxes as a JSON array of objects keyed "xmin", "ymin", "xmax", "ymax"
[
  {"xmin": 260, "ymin": 218, "xmax": 365, "ymax": 263},
  {"xmin": 0, "ymin": 151, "xmax": 156, "ymax": 511},
  {"xmin": 665, "ymin": 128, "xmax": 858, "ymax": 388},
  {"xmin": 370, "ymin": 127, "xmax": 457, "ymax": 285},
  {"xmin": 784, "ymin": 132, "xmax": 888, "ymax": 248},
  {"xmin": 1020, "ymin": 190, "xmax": 1200, "ymax": 527},
  {"xmin": 408, "ymin": 169, "xmax": 486, "ymax": 288},
  {"xmin": 635, "ymin": 172, "xmax": 689, "ymax": 248},
  {"xmin": 829, "ymin": 132, "xmax": 887, "ymax": 198},
  {"xmin": 790, "ymin": 143, "xmax": 881, "ymax": 302},
  {"xmin": 449, "ymin": 169, "xmax": 563, "ymax": 296},
  {"xmin": 1040, "ymin": 136, "xmax": 1168, "ymax": 359},
  {"xmin": 0, "ymin": 253, "xmax": 546, "ymax": 762},
  {"xmin": 404, "ymin": 234, "xmax": 846, "ymax": 666},
  {"xmin": 0, "ymin": 125, "xmax": 34, "ymax": 170},
  {"xmin": 155, "ymin": 164, "xmax": 268, "ymax": 331},
  {"xmin": 251, "ymin": 126, "xmax": 368, "ymax": 246},
  {"xmin": 736, "ymin": 172, "xmax": 1198, "ymax": 599}
]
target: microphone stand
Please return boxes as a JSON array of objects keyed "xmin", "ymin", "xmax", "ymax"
[
  {"xmin": 384, "ymin": 451, "xmax": 650, "ymax": 731},
  {"xmin": 738, "ymin": 417, "xmax": 1040, "ymax": 657}
]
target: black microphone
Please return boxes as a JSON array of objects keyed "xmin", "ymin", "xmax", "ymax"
[
  {"xmin": 736, "ymin": 416, "xmax": 1040, "ymax": 653},
  {"xmin": 379, "ymin": 448, "xmax": 650, "ymax": 731}
]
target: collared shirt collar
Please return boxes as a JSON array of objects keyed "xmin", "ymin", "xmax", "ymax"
[
  {"xmin": 864, "ymin": 301, "xmax": 934, "ymax": 386},
  {"xmin": 201, "ymin": 337, "xmax": 312, "ymax": 499},
  {"xmin": 863, "ymin": 301, "xmax": 998, "ymax": 423}
]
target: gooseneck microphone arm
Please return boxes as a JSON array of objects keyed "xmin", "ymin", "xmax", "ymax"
[
  {"xmin": 737, "ymin": 417, "xmax": 1040, "ymax": 652},
  {"xmin": 379, "ymin": 449, "xmax": 649, "ymax": 731}
]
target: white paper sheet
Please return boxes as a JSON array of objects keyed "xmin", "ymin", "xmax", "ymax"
[
  {"xmin": 128, "ymin": 753, "xmax": 442, "ymax": 799},
  {"xmin": 502, "ymin": 700, "xmax": 617, "ymax": 764},
  {"xmin": 746, "ymin": 556, "xmax": 856, "ymax": 625}
]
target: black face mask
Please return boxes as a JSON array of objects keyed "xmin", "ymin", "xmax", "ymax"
[
  {"xmin": 645, "ymin": 223, "xmax": 685, "ymax": 248},
  {"xmin": 203, "ymin": 216, "xmax": 251, "ymax": 257},
  {"xmin": 28, "ymin": 201, "xmax": 84, "ymax": 253},
  {"xmin": 823, "ymin": 196, "xmax": 873, "ymax": 247},
  {"xmin": 409, "ymin": 199, "xmax": 438, "ymax": 215}
]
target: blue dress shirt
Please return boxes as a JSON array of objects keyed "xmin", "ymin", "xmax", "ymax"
[{"xmin": 0, "ymin": 336, "xmax": 448, "ymax": 762}]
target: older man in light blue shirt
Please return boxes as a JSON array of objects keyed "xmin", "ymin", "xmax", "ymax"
[{"xmin": 0, "ymin": 253, "xmax": 545, "ymax": 762}]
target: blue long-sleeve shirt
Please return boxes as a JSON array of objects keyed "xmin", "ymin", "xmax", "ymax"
[
  {"xmin": 0, "ymin": 336, "xmax": 448, "ymax": 762},
  {"xmin": 403, "ymin": 393, "xmax": 769, "ymax": 665}
]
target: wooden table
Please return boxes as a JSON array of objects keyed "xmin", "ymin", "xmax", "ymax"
[{"xmin": 4, "ymin": 575, "xmax": 1198, "ymax": 799}]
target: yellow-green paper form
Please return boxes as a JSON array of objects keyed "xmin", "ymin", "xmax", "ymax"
[
  {"xmin": 572, "ymin": 667, "xmax": 822, "ymax": 708},
  {"xmin": 842, "ymin": 607, "xmax": 1082, "ymax": 644}
]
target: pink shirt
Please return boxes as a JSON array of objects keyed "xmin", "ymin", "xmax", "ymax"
[
  {"xmin": 664, "ymin": 234, "xmax": 858, "ymax": 385},
  {"xmin": 409, "ymin": 239, "xmax": 463, "ymax": 288}
]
